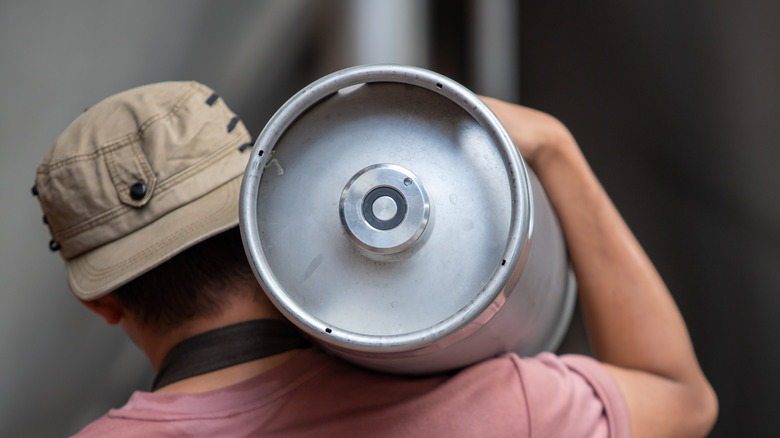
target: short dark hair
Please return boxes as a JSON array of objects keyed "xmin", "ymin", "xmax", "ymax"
[{"xmin": 112, "ymin": 227, "xmax": 261, "ymax": 330}]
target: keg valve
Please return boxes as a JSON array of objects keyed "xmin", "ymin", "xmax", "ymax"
[{"xmin": 339, "ymin": 164, "xmax": 430, "ymax": 255}]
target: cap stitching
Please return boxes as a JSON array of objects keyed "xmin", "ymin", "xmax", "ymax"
[
  {"xmin": 44, "ymin": 134, "xmax": 154, "ymax": 238},
  {"xmin": 156, "ymin": 123, "xmax": 248, "ymax": 193},
  {"xmin": 137, "ymin": 82, "xmax": 200, "ymax": 134},
  {"xmin": 74, "ymin": 176, "xmax": 240, "ymax": 281},
  {"xmin": 48, "ymin": 84, "xmax": 236, "ymax": 242},
  {"xmin": 54, "ymin": 133, "xmax": 247, "ymax": 252},
  {"xmin": 121, "ymin": 131, "xmax": 245, "ymax": 209},
  {"xmin": 103, "ymin": 138, "xmax": 158, "ymax": 208},
  {"xmin": 45, "ymin": 83, "xmax": 252, "ymax": 258},
  {"xmin": 39, "ymin": 131, "xmax": 144, "ymax": 172},
  {"xmin": 39, "ymin": 83, "xmax": 200, "ymax": 172}
]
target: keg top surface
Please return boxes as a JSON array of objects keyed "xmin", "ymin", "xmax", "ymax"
[{"xmin": 240, "ymin": 66, "xmax": 530, "ymax": 352}]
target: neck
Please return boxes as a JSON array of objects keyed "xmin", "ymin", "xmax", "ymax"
[{"xmin": 123, "ymin": 291, "xmax": 303, "ymax": 393}]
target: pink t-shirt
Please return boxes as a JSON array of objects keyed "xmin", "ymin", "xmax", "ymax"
[{"xmin": 73, "ymin": 348, "xmax": 630, "ymax": 437}]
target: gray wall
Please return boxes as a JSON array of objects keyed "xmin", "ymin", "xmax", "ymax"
[{"xmin": 1, "ymin": 0, "xmax": 777, "ymax": 436}]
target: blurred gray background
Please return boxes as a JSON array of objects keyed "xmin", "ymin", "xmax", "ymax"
[{"xmin": 1, "ymin": 0, "xmax": 777, "ymax": 436}]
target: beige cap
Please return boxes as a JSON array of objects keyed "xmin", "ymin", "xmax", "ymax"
[{"xmin": 34, "ymin": 81, "xmax": 253, "ymax": 300}]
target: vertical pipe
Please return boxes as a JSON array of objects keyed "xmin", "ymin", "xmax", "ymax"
[
  {"xmin": 471, "ymin": 0, "xmax": 520, "ymax": 101},
  {"xmin": 344, "ymin": 0, "xmax": 430, "ymax": 67}
]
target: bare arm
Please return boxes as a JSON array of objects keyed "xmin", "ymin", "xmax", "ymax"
[{"xmin": 482, "ymin": 97, "xmax": 718, "ymax": 438}]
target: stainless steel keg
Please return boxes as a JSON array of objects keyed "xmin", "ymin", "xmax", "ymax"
[{"xmin": 239, "ymin": 65, "xmax": 576, "ymax": 374}]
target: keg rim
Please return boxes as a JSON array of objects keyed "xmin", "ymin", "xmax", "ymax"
[{"xmin": 239, "ymin": 64, "xmax": 532, "ymax": 354}]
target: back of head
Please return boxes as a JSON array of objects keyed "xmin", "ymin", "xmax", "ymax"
[
  {"xmin": 33, "ymin": 81, "xmax": 253, "ymax": 301},
  {"xmin": 112, "ymin": 226, "xmax": 260, "ymax": 331}
]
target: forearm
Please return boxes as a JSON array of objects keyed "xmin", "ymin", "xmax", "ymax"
[
  {"xmin": 527, "ymin": 123, "xmax": 717, "ymax": 437},
  {"xmin": 533, "ymin": 138, "xmax": 695, "ymax": 377},
  {"xmin": 482, "ymin": 96, "xmax": 716, "ymax": 436}
]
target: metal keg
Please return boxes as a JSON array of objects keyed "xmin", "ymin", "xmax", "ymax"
[{"xmin": 239, "ymin": 65, "xmax": 576, "ymax": 374}]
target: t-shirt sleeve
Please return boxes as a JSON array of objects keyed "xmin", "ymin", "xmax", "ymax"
[{"xmin": 511, "ymin": 352, "xmax": 631, "ymax": 438}]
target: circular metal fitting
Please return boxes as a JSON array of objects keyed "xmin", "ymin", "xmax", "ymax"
[
  {"xmin": 362, "ymin": 187, "xmax": 406, "ymax": 230},
  {"xmin": 340, "ymin": 164, "xmax": 430, "ymax": 254},
  {"xmin": 370, "ymin": 194, "xmax": 399, "ymax": 222}
]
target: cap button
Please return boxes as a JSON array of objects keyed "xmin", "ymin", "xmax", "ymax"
[{"xmin": 129, "ymin": 182, "xmax": 147, "ymax": 201}]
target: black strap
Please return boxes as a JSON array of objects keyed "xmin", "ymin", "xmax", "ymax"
[{"xmin": 152, "ymin": 319, "xmax": 310, "ymax": 391}]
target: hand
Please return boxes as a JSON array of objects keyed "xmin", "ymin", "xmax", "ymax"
[{"xmin": 479, "ymin": 96, "xmax": 576, "ymax": 170}]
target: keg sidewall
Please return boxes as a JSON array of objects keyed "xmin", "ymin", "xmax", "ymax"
[{"xmin": 311, "ymin": 170, "xmax": 576, "ymax": 374}]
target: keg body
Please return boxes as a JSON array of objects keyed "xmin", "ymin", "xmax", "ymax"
[{"xmin": 240, "ymin": 65, "xmax": 576, "ymax": 374}]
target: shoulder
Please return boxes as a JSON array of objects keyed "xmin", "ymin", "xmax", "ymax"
[
  {"xmin": 509, "ymin": 352, "xmax": 632, "ymax": 437},
  {"xmin": 69, "ymin": 413, "xmax": 147, "ymax": 438}
]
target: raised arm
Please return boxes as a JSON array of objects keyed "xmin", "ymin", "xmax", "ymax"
[{"xmin": 482, "ymin": 97, "xmax": 718, "ymax": 438}]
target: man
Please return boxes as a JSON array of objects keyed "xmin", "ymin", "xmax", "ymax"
[{"xmin": 34, "ymin": 81, "xmax": 717, "ymax": 437}]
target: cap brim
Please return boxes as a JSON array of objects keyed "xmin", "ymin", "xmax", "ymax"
[{"xmin": 66, "ymin": 176, "xmax": 242, "ymax": 300}]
